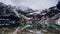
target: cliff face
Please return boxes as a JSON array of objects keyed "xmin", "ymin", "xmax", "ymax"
[
  {"xmin": 57, "ymin": 2, "xmax": 60, "ymax": 10},
  {"xmin": 0, "ymin": 2, "xmax": 19, "ymax": 27}
]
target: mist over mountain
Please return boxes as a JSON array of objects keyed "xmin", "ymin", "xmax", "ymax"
[{"xmin": 0, "ymin": 0, "xmax": 58, "ymax": 10}]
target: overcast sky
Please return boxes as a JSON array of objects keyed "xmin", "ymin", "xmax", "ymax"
[{"xmin": 0, "ymin": 0, "xmax": 58, "ymax": 10}]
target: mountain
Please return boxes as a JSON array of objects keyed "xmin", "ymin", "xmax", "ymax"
[
  {"xmin": 0, "ymin": 2, "xmax": 19, "ymax": 27},
  {"xmin": 16, "ymin": 5, "xmax": 36, "ymax": 17}
]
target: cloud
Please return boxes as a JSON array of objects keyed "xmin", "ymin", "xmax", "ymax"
[
  {"xmin": 0, "ymin": 0, "xmax": 58, "ymax": 10},
  {"xmin": 20, "ymin": 0, "xmax": 58, "ymax": 10},
  {"xmin": 11, "ymin": 0, "xmax": 58, "ymax": 10},
  {"xmin": 0, "ymin": 0, "xmax": 12, "ymax": 5}
]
